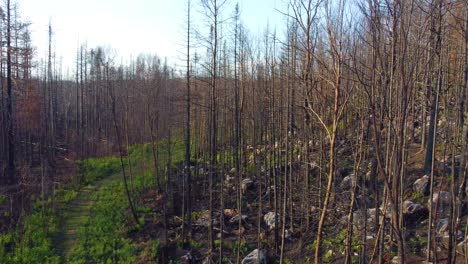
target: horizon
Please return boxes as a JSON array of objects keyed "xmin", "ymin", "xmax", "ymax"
[{"xmin": 20, "ymin": 0, "xmax": 285, "ymax": 75}]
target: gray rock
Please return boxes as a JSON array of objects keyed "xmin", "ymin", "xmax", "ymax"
[
  {"xmin": 428, "ymin": 191, "xmax": 451, "ymax": 217},
  {"xmin": 380, "ymin": 203, "xmax": 392, "ymax": 219},
  {"xmin": 402, "ymin": 200, "xmax": 428, "ymax": 223},
  {"xmin": 225, "ymin": 174, "xmax": 235, "ymax": 182},
  {"xmin": 283, "ymin": 229, "xmax": 292, "ymax": 241},
  {"xmin": 345, "ymin": 209, "xmax": 379, "ymax": 232},
  {"xmin": 181, "ymin": 252, "xmax": 192, "ymax": 264},
  {"xmin": 241, "ymin": 178, "xmax": 254, "ymax": 194},
  {"xmin": 413, "ymin": 175, "xmax": 430, "ymax": 196},
  {"xmin": 264, "ymin": 212, "xmax": 279, "ymax": 230},
  {"xmin": 241, "ymin": 249, "xmax": 266, "ymax": 264},
  {"xmin": 436, "ymin": 218, "xmax": 449, "ymax": 236},
  {"xmin": 391, "ymin": 256, "xmax": 402, "ymax": 264},
  {"xmin": 351, "ymin": 210, "xmax": 368, "ymax": 231},
  {"xmin": 340, "ymin": 174, "xmax": 357, "ymax": 190},
  {"xmin": 229, "ymin": 214, "xmax": 248, "ymax": 224},
  {"xmin": 194, "ymin": 211, "xmax": 218, "ymax": 227}
]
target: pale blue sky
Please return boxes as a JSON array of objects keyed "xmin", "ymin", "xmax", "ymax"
[{"xmin": 20, "ymin": 0, "xmax": 286, "ymax": 72}]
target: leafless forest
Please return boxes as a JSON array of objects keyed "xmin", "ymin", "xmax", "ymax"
[{"xmin": 0, "ymin": 0, "xmax": 467, "ymax": 263}]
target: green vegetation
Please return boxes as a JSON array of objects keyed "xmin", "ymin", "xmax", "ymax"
[
  {"xmin": 67, "ymin": 179, "xmax": 138, "ymax": 263},
  {"xmin": 0, "ymin": 139, "xmax": 185, "ymax": 264},
  {"xmin": 81, "ymin": 156, "xmax": 121, "ymax": 184},
  {"xmin": 68, "ymin": 139, "xmax": 185, "ymax": 263},
  {"xmin": 0, "ymin": 189, "xmax": 78, "ymax": 264}
]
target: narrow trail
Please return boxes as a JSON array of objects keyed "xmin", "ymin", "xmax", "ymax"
[{"xmin": 55, "ymin": 174, "xmax": 120, "ymax": 262}]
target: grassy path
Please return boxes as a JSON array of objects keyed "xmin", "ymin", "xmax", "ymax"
[{"xmin": 56, "ymin": 174, "xmax": 120, "ymax": 262}]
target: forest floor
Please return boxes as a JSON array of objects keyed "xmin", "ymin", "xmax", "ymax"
[{"xmin": 56, "ymin": 172, "xmax": 120, "ymax": 262}]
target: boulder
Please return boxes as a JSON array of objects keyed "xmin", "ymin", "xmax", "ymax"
[
  {"xmin": 229, "ymin": 214, "xmax": 248, "ymax": 224},
  {"xmin": 343, "ymin": 209, "xmax": 378, "ymax": 232},
  {"xmin": 282, "ymin": 229, "xmax": 293, "ymax": 241},
  {"xmin": 380, "ymin": 204, "xmax": 392, "ymax": 219},
  {"xmin": 241, "ymin": 178, "xmax": 254, "ymax": 194},
  {"xmin": 391, "ymin": 256, "xmax": 402, "ymax": 264},
  {"xmin": 340, "ymin": 174, "xmax": 357, "ymax": 191},
  {"xmin": 264, "ymin": 185, "xmax": 275, "ymax": 198},
  {"xmin": 224, "ymin": 209, "xmax": 238, "ymax": 218},
  {"xmin": 402, "ymin": 200, "xmax": 428, "ymax": 223},
  {"xmin": 436, "ymin": 218, "xmax": 449, "ymax": 236},
  {"xmin": 241, "ymin": 249, "xmax": 266, "ymax": 264},
  {"xmin": 413, "ymin": 175, "xmax": 430, "ymax": 196},
  {"xmin": 428, "ymin": 191, "xmax": 451, "ymax": 217},
  {"xmin": 181, "ymin": 252, "xmax": 192, "ymax": 264},
  {"xmin": 195, "ymin": 211, "xmax": 211, "ymax": 227},
  {"xmin": 194, "ymin": 211, "xmax": 218, "ymax": 227},
  {"xmin": 225, "ymin": 174, "xmax": 235, "ymax": 183},
  {"xmin": 335, "ymin": 167, "xmax": 352, "ymax": 178},
  {"xmin": 351, "ymin": 210, "xmax": 368, "ymax": 231},
  {"xmin": 264, "ymin": 212, "xmax": 279, "ymax": 230}
]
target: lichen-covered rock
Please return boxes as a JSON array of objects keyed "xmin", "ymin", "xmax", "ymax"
[
  {"xmin": 340, "ymin": 174, "xmax": 357, "ymax": 190},
  {"xmin": 436, "ymin": 218, "xmax": 449, "ymax": 236},
  {"xmin": 264, "ymin": 212, "xmax": 279, "ymax": 230},
  {"xmin": 194, "ymin": 211, "xmax": 218, "ymax": 227},
  {"xmin": 224, "ymin": 208, "xmax": 238, "ymax": 218},
  {"xmin": 241, "ymin": 178, "xmax": 254, "ymax": 194},
  {"xmin": 391, "ymin": 256, "xmax": 401, "ymax": 264},
  {"xmin": 229, "ymin": 214, "xmax": 247, "ymax": 224},
  {"xmin": 413, "ymin": 175, "xmax": 430, "ymax": 196},
  {"xmin": 181, "ymin": 252, "xmax": 192, "ymax": 264},
  {"xmin": 402, "ymin": 200, "xmax": 428, "ymax": 223},
  {"xmin": 241, "ymin": 249, "xmax": 266, "ymax": 264}
]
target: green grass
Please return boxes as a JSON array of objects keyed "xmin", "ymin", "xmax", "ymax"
[
  {"xmin": 0, "ymin": 189, "xmax": 79, "ymax": 264},
  {"xmin": 0, "ymin": 138, "xmax": 185, "ymax": 264},
  {"xmin": 81, "ymin": 157, "xmax": 121, "ymax": 184},
  {"xmin": 68, "ymin": 138, "xmax": 185, "ymax": 263},
  {"xmin": 67, "ymin": 179, "xmax": 139, "ymax": 264}
]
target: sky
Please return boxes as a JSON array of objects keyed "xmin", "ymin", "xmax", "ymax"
[{"xmin": 20, "ymin": 0, "xmax": 286, "ymax": 73}]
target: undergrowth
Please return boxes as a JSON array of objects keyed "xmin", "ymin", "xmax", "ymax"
[
  {"xmin": 0, "ymin": 189, "xmax": 77, "ymax": 263},
  {"xmin": 0, "ymin": 139, "xmax": 185, "ymax": 264}
]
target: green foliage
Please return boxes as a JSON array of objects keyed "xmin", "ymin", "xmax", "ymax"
[
  {"xmin": 407, "ymin": 236, "xmax": 426, "ymax": 254},
  {"xmin": 214, "ymin": 239, "xmax": 221, "ymax": 248},
  {"xmin": 230, "ymin": 241, "xmax": 250, "ymax": 257},
  {"xmin": 139, "ymin": 239, "xmax": 161, "ymax": 263},
  {"xmin": 305, "ymin": 241, "xmax": 316, "ymax": 252},
  {"xmin": 222, "ymin": 256, "xmax": 231, "ymax": 264},
  {"xmin": 68, "ymin": 180, "xmax": 138, "ymax": 263},
  {"xmin": 146, "ymin": 239, "xmax": 161, "ymax": 262},
  {"xmin": 324, "ymin": 250, "xmax": 334, "ymax": 263},
  {"xmin": 0, "ymin": 183, "xmax": 83, "ymax": 264},
  {"xmin": 0, "ymin": 139, "xmax": 185, "ymax": 264},
  {"xmin": 0, "ymin": 201, "xmax": 61, "ymax": 263},
  {"xmin": 82, "ymin": 156, "xmax": 121, "ymax": 184},
  {"xmin": 408, "ymin": 191, "xmax": 425, "ymax": 204},
  {"xmin": 191, "ymin": 210, "xmax": 207, "ymax": 220},
  {"xmin": 189, "ymin": 239, "xmax": 203, "ymax": 250},
  {"xmin": 69, "ymin": 139, "xmax": 186, "ymax": 263},
  {"xmin": 55, "ymin": 189, "xmax": 78, "ymax": 204},
  {"xmin": 0, "ymin": 195, "xmax": 7, "ymax": 206}
]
